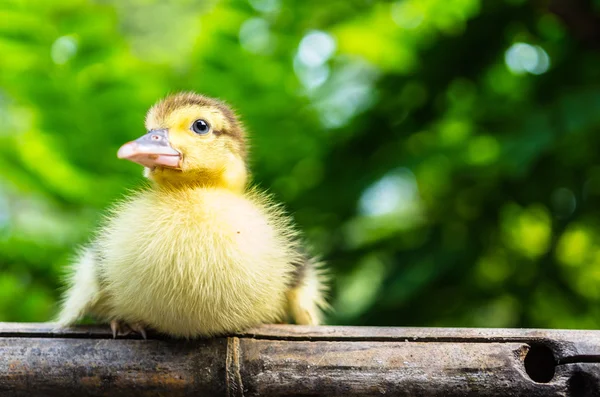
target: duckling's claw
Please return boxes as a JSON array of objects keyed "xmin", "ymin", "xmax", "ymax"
[
  {"xmin": 110, "ymin": 320, "xmax": 121, "ymax": 338},
  {"xmin": 110, "ymin": 321, "xmax": 117, "ymax": 339},
  {"xmin": 110, "ymin": 320, "xmax": 133, "ymax": 338},
  {"xmin": 130, "ymin": 322, "xmax": 147, "ymax": 340}
]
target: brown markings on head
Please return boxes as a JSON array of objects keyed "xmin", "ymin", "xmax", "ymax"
[{"xmin": 146, "ymin": 92, "xmax": 248, "ymax": 160}]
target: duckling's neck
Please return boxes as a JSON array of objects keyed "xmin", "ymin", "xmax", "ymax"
[{"xmin": 147, "ymin": 163, "xmax": 248, "ymax": 193}]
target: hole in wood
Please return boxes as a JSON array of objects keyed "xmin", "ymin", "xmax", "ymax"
[{"xmin": 524, "ymin": 343, "xmax": 556, "ymax": 383}]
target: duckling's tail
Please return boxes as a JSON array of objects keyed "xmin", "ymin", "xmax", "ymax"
[
  {"xmin": 55, "ymin": 247, "xmax": 100, "ymax": 328},
  {"xmin": 286, "ymin": 256, "xmax": 329, "ymax": 325}
]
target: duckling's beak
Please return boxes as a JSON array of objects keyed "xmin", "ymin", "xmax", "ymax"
[{"xmin": 117, "ymin": 129, "xmax": 182, "ymax": 169}]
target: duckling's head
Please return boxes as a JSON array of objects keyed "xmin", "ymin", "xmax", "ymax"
[{"xmin": 118, "ymin": 92, "xmax": 248, "ymax": 190}]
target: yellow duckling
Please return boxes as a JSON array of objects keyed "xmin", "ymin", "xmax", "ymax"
[{"xmin": 57, "ymin": 92, "xmax": 328, "ymax": 338}]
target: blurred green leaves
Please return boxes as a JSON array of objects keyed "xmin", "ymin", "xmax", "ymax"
[{"xmin": 0, "ymin": 0, "xmax": 599, "ymax": 329}]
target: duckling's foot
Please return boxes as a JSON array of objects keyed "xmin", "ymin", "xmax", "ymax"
[
  {"xmin": 110, "ymin": 320, "xmax": 129, "ymax": 338},
  {"xmin": 129, "ymin": 322, "xmax": 147, "ymax": 340},
  {"xmin": 110, "ymin": 320, "xmax": 147, "ymax": 339}
]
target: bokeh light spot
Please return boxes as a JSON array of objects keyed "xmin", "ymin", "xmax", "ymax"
[
  {"xmin": 439, "ymin": 119, "xmax": 472, "ymax": 146},
  {"xmin": 0, "ymin": 188, "xmax": 9, "ymax": 233},
  {"xmin": 335, "ymin": 254, "xmax": 387, "ymax": 319},
  {"xmin": 391, "ymin": 1, "xmax": 424, "ymax": 29},
  {"xmin": 465, "ymin": 135, "xmax": 500, "ymax": 165},
  {"xmin": 297, "ymin": 31, "xmax": 336, "ymax": 68},
  {"xmin": 248, "ymin": 0, "xmax": 280, "ymax": 13},
  {"xmin": 239, "ymin": 18, "xmax": 273, "ymax": 54},
  {"xmin": 308, "ymin": 60, "xmax": 378, "ymax": 128},
  {"xmin": 51, "ymin": 35, "xmax": 78, "ymax": 65},
  {"xmin": 502, "ymin": 204, "xmax": 551, "ymax": 258},
  {"xmin": 556, "ymin": 225, "xmax": 591, "ymax": 267},
  {"xmin": 475, "ymin": 250, "xmax": 513, "ymax": 286},
  {"xmin": 505, "ymin": 42, "xmax": 550, "ymax": 75},
  {"xmin": 359, "ymin": 168, "xmax": 420, "ymax": 217},
  {"xmin": 293, "ymin": 57, "xmax": 329, "ymax": 90}
]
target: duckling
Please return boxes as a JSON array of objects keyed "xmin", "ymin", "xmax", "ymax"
[{"xmin": 56, "ymin": 92, "xmax": 328, "ymax": 338}]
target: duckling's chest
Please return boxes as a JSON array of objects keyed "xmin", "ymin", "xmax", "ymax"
[
  {"xmin": 101, "ymin": 188, "xmax": 285, "ymax": 268},
  {"xmin": 96, "ymin": 188, "xmax": 296, "ymax": 334}
]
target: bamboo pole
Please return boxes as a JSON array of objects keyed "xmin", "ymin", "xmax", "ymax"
[{"xmin": 0, "ymin": 323, "xmax": 598, "ymax": 396}]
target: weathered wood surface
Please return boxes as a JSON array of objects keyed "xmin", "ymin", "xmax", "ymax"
[{"xmin": 0, "ymin": 323, "xmax": 599, "ymax": 396}]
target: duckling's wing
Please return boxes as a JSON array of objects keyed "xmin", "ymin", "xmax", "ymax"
[
  {"xmin": 286, "ymin": 254, "xmax": 329, "ymax": 325},
  {"xmin": 55, "ymin": 246, "xmax": 102, "ymax": 327}
]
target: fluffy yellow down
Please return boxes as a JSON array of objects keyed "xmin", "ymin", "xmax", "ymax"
[
  {"xmin": 56, "ymin": 92, "xmax": 328, "ymax": 337},
  {"xmin": 87, "ymin": 186, "xmax": 301, "ymax": 338}
]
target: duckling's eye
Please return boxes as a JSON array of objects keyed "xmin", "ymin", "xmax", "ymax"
[{"xmin": 191, "ymin": 119, "xmax": 210, "ymax": 135}]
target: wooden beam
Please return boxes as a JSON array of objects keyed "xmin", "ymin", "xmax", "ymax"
[{"xmin": 0, "ymin": 323, "xmax": 599, "ymax": 396}]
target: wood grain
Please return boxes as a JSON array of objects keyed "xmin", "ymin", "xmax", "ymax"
[{"xmin": 0, "ymin": 323, "xmax": 599, "ymax": 396}]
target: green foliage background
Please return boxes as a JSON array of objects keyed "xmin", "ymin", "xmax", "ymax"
[{"xmin": 1, "ymin": 0, "xmax": 600, "ymax": 328}]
